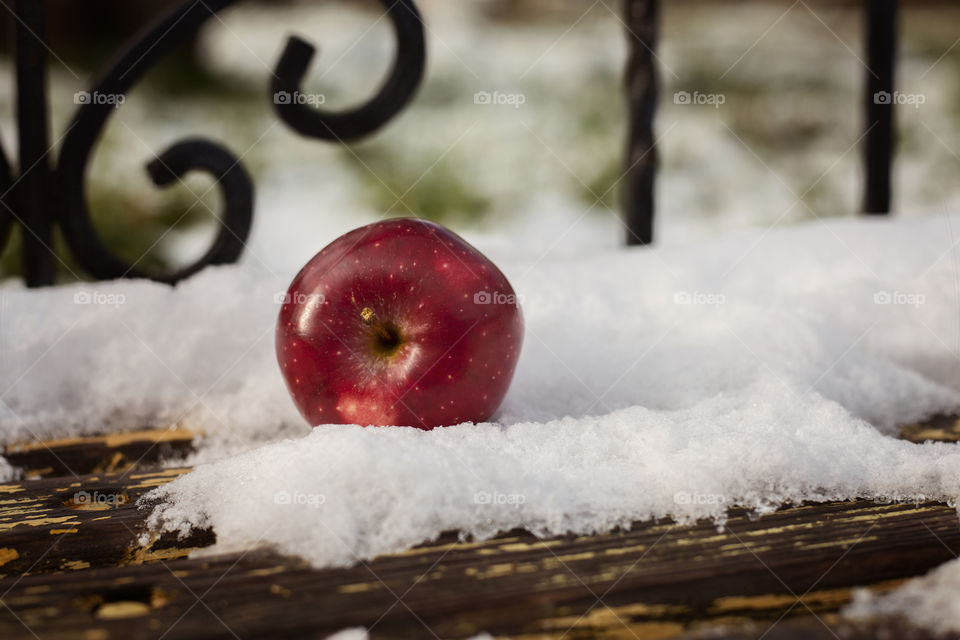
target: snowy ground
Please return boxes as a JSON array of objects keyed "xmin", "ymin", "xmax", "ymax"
[
  {"xmin": 3, "ymin": 212, "xmax": 959, "ymax": 571},
  {"xmin": 0, "ymin": 0, "xmax": 959, "ymax": 624}
]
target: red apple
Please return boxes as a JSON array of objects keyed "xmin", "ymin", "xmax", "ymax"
[{"xmin": 276, "ymin": 218, "xmax": 523, "ymax": 429}]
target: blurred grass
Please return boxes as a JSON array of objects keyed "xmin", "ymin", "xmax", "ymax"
[{"xmin": 341, "ymin": 144, "xmax": 491, "ymax": 224}]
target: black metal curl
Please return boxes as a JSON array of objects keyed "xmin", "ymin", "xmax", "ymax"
[
  {"xmin": 50, "ymin": 0, "xmax": 424, "ymax": 285},
  {"xmin": 143, "ymin": 139, "xmax": 253, "ymax": 283},
  {"xmin": 271, "ymin": 0, "xmax": 425, "ymax": 141}
]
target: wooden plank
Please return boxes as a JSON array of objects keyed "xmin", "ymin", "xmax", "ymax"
[
  {"xmin": 900, "ymin": 414, "xmax": 960, "ymax": 444},
  {"xmin": 0, "ymin": 468, "xmax": 209, "ymax": 576},
  {"xmin": 1, "ymin": 427, "xmax": 196, "ymax": 479},
  {"xmin": 0, "ymin": 467, "xmax": 958, "ymax": 638},
  {"xmin": 0, "ymin": 414, "xmax": 955, "ymax": 637}
]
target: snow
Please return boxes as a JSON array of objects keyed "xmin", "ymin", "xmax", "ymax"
[
  {"xmin": 0, "ymin": 0, "xmax": 959, "ymax": 571},
  {"xmin": 845, "ymin": 557, "xmax": 960, "ymax": 635},
  {"xmin": 324, "ymin": 629, "xmax": 369, "ymax": 640},
  {"xmin": 142, "ymin": 381, "xmax": 960, "ymax": 568},
  {"xmin": 0, "ymin": 211, "xmax": 922, "ymax": 567}
]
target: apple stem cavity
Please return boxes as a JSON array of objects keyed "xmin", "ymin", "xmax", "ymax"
[{"xmin": 361, "ymin": 307, "xmax": 401, "ymax": 351}]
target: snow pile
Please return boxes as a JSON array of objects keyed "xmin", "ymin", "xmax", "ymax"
[
  {"xmin": 845, "ymin": 557, "xmax": 960, "ymax": 634},
  {"xmin": 143, "ymin": 383, "xmax": 960, "ymax": 567},
  {"xmin": 0, "ymin": 267, "xmax": 307, "ymax": 452},
  {"xmin": 1, "ymin": 212, "xmax": 959, "ymax": 566},
  {"xmin": 49, "ymin": 212, "xmax": 946, "ymax": 567}
]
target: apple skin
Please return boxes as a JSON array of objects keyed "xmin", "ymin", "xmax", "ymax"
[{"xmin": 276, "ymin": 218, "xmax": 523, "ymax": 429}]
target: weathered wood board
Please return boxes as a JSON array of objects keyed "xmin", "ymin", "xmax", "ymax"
[{"xmin": 0, "ymin": 416, "xmax": 957, "ymax": 639}]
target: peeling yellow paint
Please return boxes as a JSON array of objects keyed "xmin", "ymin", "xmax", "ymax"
[
  {"xmin": 5, "ymin": 428, "xmax": 195, "ymax": 454},
  {"xmin": 554, "ymin": 551, "xmax": 596, "ymax": 563},
  {"xmin": 468, "ymin": 562, "xmax": 518, "ymax": 579},
  {"xmin": 127, "ymin": 546, "xmax": 197, "ymax": 565},
  {"xmin": 801, "ymin": 536, "xmax": 879, "ymax": 551},
  {"xmin": 0, "ymin": 497, "xmax": 40, "ymax": 505},
  {"xmin": 0, "ymin": 516, "xmax": 79, "ymax": 532},
  {"xmin": 544, "ymin": 602, "xmax": 689, "ymax": 629},
  {"xmin": 96, "ymin": 601, "xmax": 150, "ymax": 620},
  {"xmin": 604, "ymin": 544, "xmax": 648, "ymax": 556},
  {"xmin": 0, "ymin": 547, "xmax": 19, "ymax": 567},
  {"xmin": 391, "ymin": 536, "xmax": 523, "ymax": 557},
  {"xmin": 128, "ymin": 468, "xmax": 191, "ymax": 480},
  {"xmin": 0, "ymin": 505, "xmax": 51, "ymax": 518},
  {"xmin": 247, "ymin": 566, "xmax": 286, "ymax": 577},
  {"xmin": 338, "ymin": 582, "xmax": 381, "ymax": 594}
]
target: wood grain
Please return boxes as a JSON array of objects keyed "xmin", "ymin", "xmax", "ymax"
[
  {"xmin": 0, "ymin": 415, "xmax": 956, "ymax": 638},
  {"xmin": 1, "ymin": 427, "xmax": 195, "ymax": 479},
  {"xmin": 1, "ymin": 468, "xmax": 958, "ymax": 638}
]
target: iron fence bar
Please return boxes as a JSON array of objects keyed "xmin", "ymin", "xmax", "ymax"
[
  {"xmin": 0, "ymin": 0, "xmax": 424, "ymax": 287},
  {"xmin": 863, "ymin": 0, "xmax": 897, "ymax": 215},
  {"xmin": 13, "ymin": 0, "xmax": 55, "ymax": 286},
  {"xmin": 623, "ymin": 0, "xmax": 658, "ymax": 246}
]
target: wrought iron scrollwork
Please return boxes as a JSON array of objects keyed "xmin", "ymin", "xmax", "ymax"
[{"xmin": 3, "ymin": 0, "xmax": 425, "ymax": 286}]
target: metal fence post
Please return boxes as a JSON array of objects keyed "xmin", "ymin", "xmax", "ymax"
[
  {"xmin": 863, "ymin": 0, "xmax": 897, "ymax": 215},
  {"xmin": 623, "ymin": 0, "xmax": 658, "ymax": 246},
  {"xmin": 14, "ymin": 0, "xmax": 55, "ymax": 286}
]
